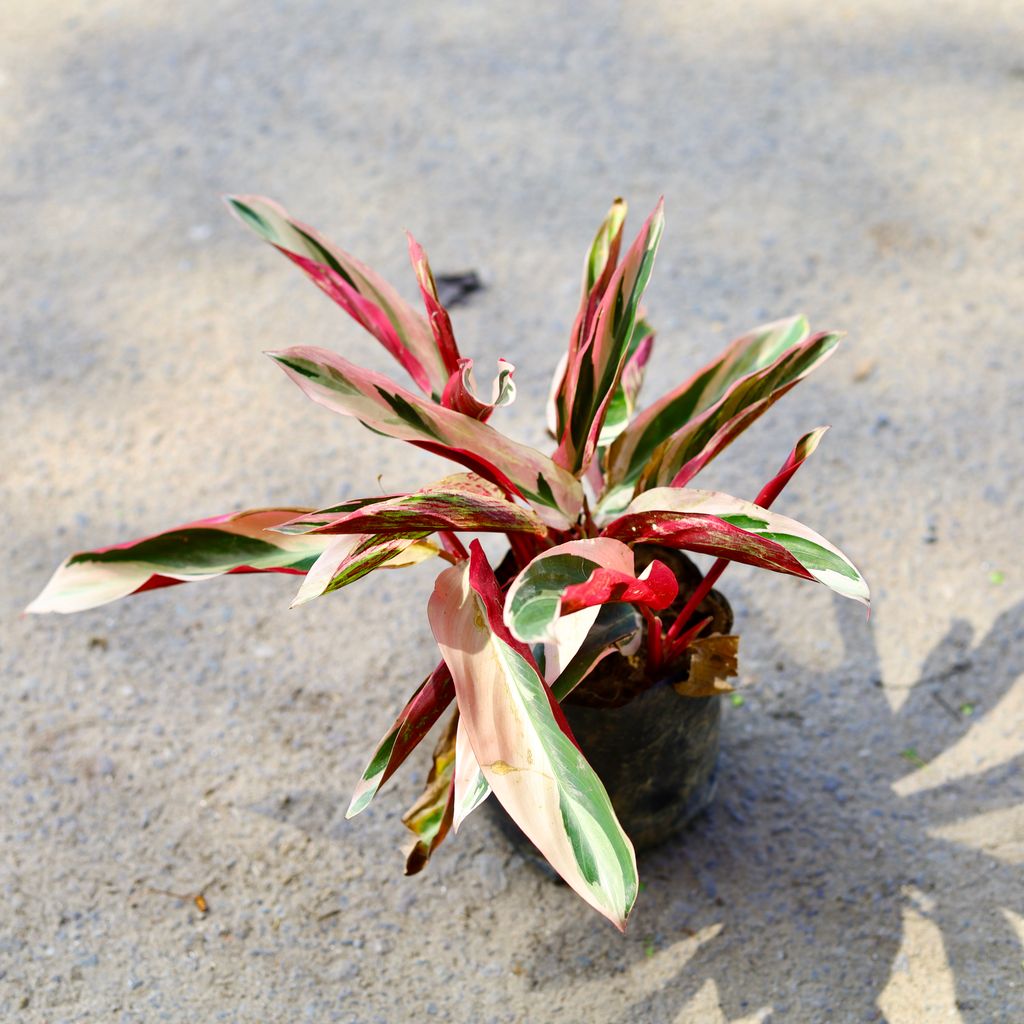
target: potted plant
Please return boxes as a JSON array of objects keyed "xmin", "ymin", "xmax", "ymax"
[{"xmin": 28, "ymin": 195, "xmax": 868, "ymax": 930}]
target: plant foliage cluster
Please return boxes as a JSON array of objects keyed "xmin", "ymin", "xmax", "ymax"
[{"xmin": 31, "ymin": 197, "xmax": 868, "ymax": 927}]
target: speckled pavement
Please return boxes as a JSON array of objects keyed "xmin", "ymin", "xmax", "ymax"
[{"xmin": 3, "ymin": 2, "xmax": 1023, "ymax": 1021}]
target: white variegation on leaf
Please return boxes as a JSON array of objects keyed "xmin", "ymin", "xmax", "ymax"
[
  {"xmin": 617, "ymin": 487, "xmax": 870, "ymax": 606},
  {"xmin": 291, "ymin": 534, "xmax": 438, "ymax": 608},
  {"xmin": 429, "ymin": 546, "xmax": 638, "ymax": 929},
  {"xmin": 452, "ymin": 718, "xmax": 491, "ymax": 831}
]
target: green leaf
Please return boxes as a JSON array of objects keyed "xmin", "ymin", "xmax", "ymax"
[
  {"xmin": 28, "ymin": 509, "xmax": 332, "ymax": 615},
  {"xmin": 604, "ymin": 487, "xmax": 869, "ymax": 606},
  {"xmin": 290, "ymin": 533, "xmax": 438, "ymax": 607},
  {"xmin": 600, "ymin": 316, "xmax": 828, "ymax": 514},
  {"xmin": 555, "ymin": 202, "xmax": 665, "ymax": 476},
  {"xmin": 227, "ymin": 195, "xmax": 453, "ymax": 396},
  {"xmin": 270, "ymin": 345, "xmax": 583, "ymax": 529},
  {"xmin": 429, "ymin": 544, "xmax": 638, "ymax": 929}
]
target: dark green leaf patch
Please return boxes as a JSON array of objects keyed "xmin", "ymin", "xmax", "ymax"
[
  {"xmin": 375, "ymin": 388, "xmax": 445, "ymax": 442},
  {"xmin": 68, "ymin": 529, "xmax": 284, "ymax": 573}
]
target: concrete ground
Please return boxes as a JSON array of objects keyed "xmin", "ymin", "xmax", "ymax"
[{"xmin": 3, "ymin": 1, "xmax": 1023, "ymax": 1021}]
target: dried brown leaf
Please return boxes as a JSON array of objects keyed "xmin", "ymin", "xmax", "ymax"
[{"xmin": 673, "ymin": 634, "xmax": 739, "ymax": 698}]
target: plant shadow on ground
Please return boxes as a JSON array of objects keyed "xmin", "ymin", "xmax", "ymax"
[{"xmin": 515, "ymin": 598, "xmax": 1024, "ymax": 1023}]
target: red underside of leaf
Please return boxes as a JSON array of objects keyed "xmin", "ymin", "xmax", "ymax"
[
  {"xmin": 379, "ymin": 662, "xmax": 456, "ymax": 793},
  {"xmin": 407, "ymin": 232, "xmax": 461, "ymax": 379},
  {"xmin": 560, "ymin": 559, "xmax": 678, "ymax": 616},
  {"xmin": 132, "ymin": 564, "xmax": 308, "ymax": 597},
  {"xmin": 411, "ymin": 441, "xmax": 524, "ymax": 503},
  {"xmin": 441, "ymin": 359, "xmax": 494, "ymax": 421},
  {"xmin": 601, "ymin": 513, "xmax": 815, "ymax": 581}
]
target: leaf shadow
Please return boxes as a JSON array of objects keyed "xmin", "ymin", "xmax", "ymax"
[{"xmin": 516, "ymin": 598, "xmax": 1024, "ymax": 1024}]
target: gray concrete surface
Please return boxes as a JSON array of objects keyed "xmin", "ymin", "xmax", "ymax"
[{"xmin": 3, "ymin": 1, "xmax": 1023, "ymax": 1021}]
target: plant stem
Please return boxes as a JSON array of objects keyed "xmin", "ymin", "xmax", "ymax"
[
  {"xmin": 662, "ymin": 560, "xmax": 728, "ymax": 649},
  {"xmin": 438, "ymin": 531, "xmax": 469, "ymax": 561},
  {"xmin": 662, "ymin": 615, "xmax": 713, "ymax": 667},
  {"xmin": 639, "ymin": 604, "xmax": 664, "ymax": 673},
  {"xmin": 507, "ymin": 532, "xmax": 535, "ymax": 569}
]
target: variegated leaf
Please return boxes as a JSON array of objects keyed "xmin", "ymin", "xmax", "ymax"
[
  {"xmin": 270, "ymin": 345, "xmax": 582, "ymax": 528},
  {"xmin": 599, "ymin": 316, "xmax": 824, "ymax": 514},
  {"xmin": 504, "ymin": 537, "xmax": 677, "ymax": 646},
  {"xmin": 346, "ymin": 661, "xmax": 455, "ymax": 818},
  {"xmin": 406, "ymin": 231, "xmax": 462, "ymax": 381},
  {"xmin": 452, "ymin": 716, "xmax": 491, "ymax": 830},
  {"xmin": 596, "ymin": 318, "xmax": 655, "ymax": 449},
  {"xmin": 603, "ymin": 487, "xmax": 869, "ymax": 605},
  {"xmin": 549, "ymin": 199, "xmax": 629, "ymax": 442},
  {"xmin": 428, "ymin": 542, "xmax": 638, "ymax": 929},
  {"xmin": 227, "ymin": 195, "xmax": 452, "ymax": 396},
  {"xmin": 646, "ymin": 332, "xmax": 841, "ymax": 492},
  {"xmin": 290, "ymin": 533, "xmax": 438, "ymax": 608},
  {"xmin": 546, "ymin": 350, "xmax": 570, "ymax": 440},
  {"xmin": 556, "ymin": 201, "xmax": 665, "ymax": 475},
  {"xmin": 441, "ymin": 357, "xmax": 516, "ymax": 422},
  {"xmin": 27, "ymin": 509, "xmax": 330, "ymax": 615},
  {"xmin": 402, "ymin": 713, "xmax": 458, "ymax": 875},
  {"xmin": 278, "ymin": 473, "xmax": 546, "ymax": 538}
]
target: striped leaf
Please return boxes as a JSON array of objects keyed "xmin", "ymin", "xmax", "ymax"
[
  {"xmin": 600, "ymin": 316, "xmax": 831, "ymax": 514},
  {"xmin": 643, "ymin": 332, "xmax": 842, "ymax": 492},
  {"xmin": 227, "ymin": 195, "xmax": 453, "ymax": 397},
  {"xmin": 290, "ymin": 533, "xmax": 438, "ymax": 608},
  {"xmin": 270, "ymin": 345, "xmax": 582, "ymax": 528},
  {"xmin": 278, "ymin": 474, "xmax": 546, "ymax": 538},
  {"xmin": 555, "ymin": 201, "xmax": 665, "ymax": 475},
  {"xmin": 549, "ymin": 198, "xmax": 629, "ymax": 441},
  {"xmin": 428, "ymin": 542, "xmax": 638, "ymax": 928},
  {"xmin": 603, "ymin": 488, "xmax": 869, "ymax": 605},
  {"xmin": 346, "ymin": 661, "xmax": 455, "ymax": 819},
  {"xmin": 596, "ymin": 319, "xmax": 655, "ymax": 450},
  {"xmin": 27, "ymin": 509, "xmax": 331, "ymax": 615},
  {"xmin": 504, "ymin": 537, "xmax": 677, "ymax": 646},
  {"xmin": 406, "ymin": 231, "xmax": 462, "ymax": 384}
]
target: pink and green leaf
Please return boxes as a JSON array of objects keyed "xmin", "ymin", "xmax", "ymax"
[
  {"xmin": 646, "ymin": 332, "xmax": 841, "ymax": 491},
  {"xmin": 27, "ymin": 509, "xmax": 331, "ymax": 615},
  {"xmin": 753, "ymin": 426, "xmax": 829, "ymax": 508},
  {"xmin": 278, "ymin": 473, "xmax": 546, "ymax": 538},
  {"xmin": 402, "ymin": 714, "xmax": 458, "ymax": 876},
  {"xmin": 406, "ymin": 231, "xmax": 462, "ymax": 381},
  {"xmin": 600, "ymin": 316, "xmax": 825, "ymax": 512},
  {"xmin": 227, "ymin": 195, "xmax": 452, "ymax": 397},
  {"xmin": 596, "ymin": 319, "xmax": 655, "ymax": 450},
  {"xmin": 290, "ymin": 533, "xmax": 439, "ymax": 608},
  {"xmin": 603, "ymin": 487, "xmax": 869, "ymax": 605},
  {"xmin": 428, "ymin": 542, "xmax": 638, "ymax": 929},
  {"xmin": 549, "ymin": 199, "xmax": 629, "ymax": 441},
  {"xmin": 346, "ymin": 661, "xmax": 456, "ymax": 819},
  {"xmin": 270, "ymin": 345, "xmax": 582, "ymax": 528},
  {"xmin": 555, "ymin": 201, "xmax": 665, "ymax": 475},
  {"xmin": 504, "ymin": 537, "xmax": 677, "ymax": 646}
]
